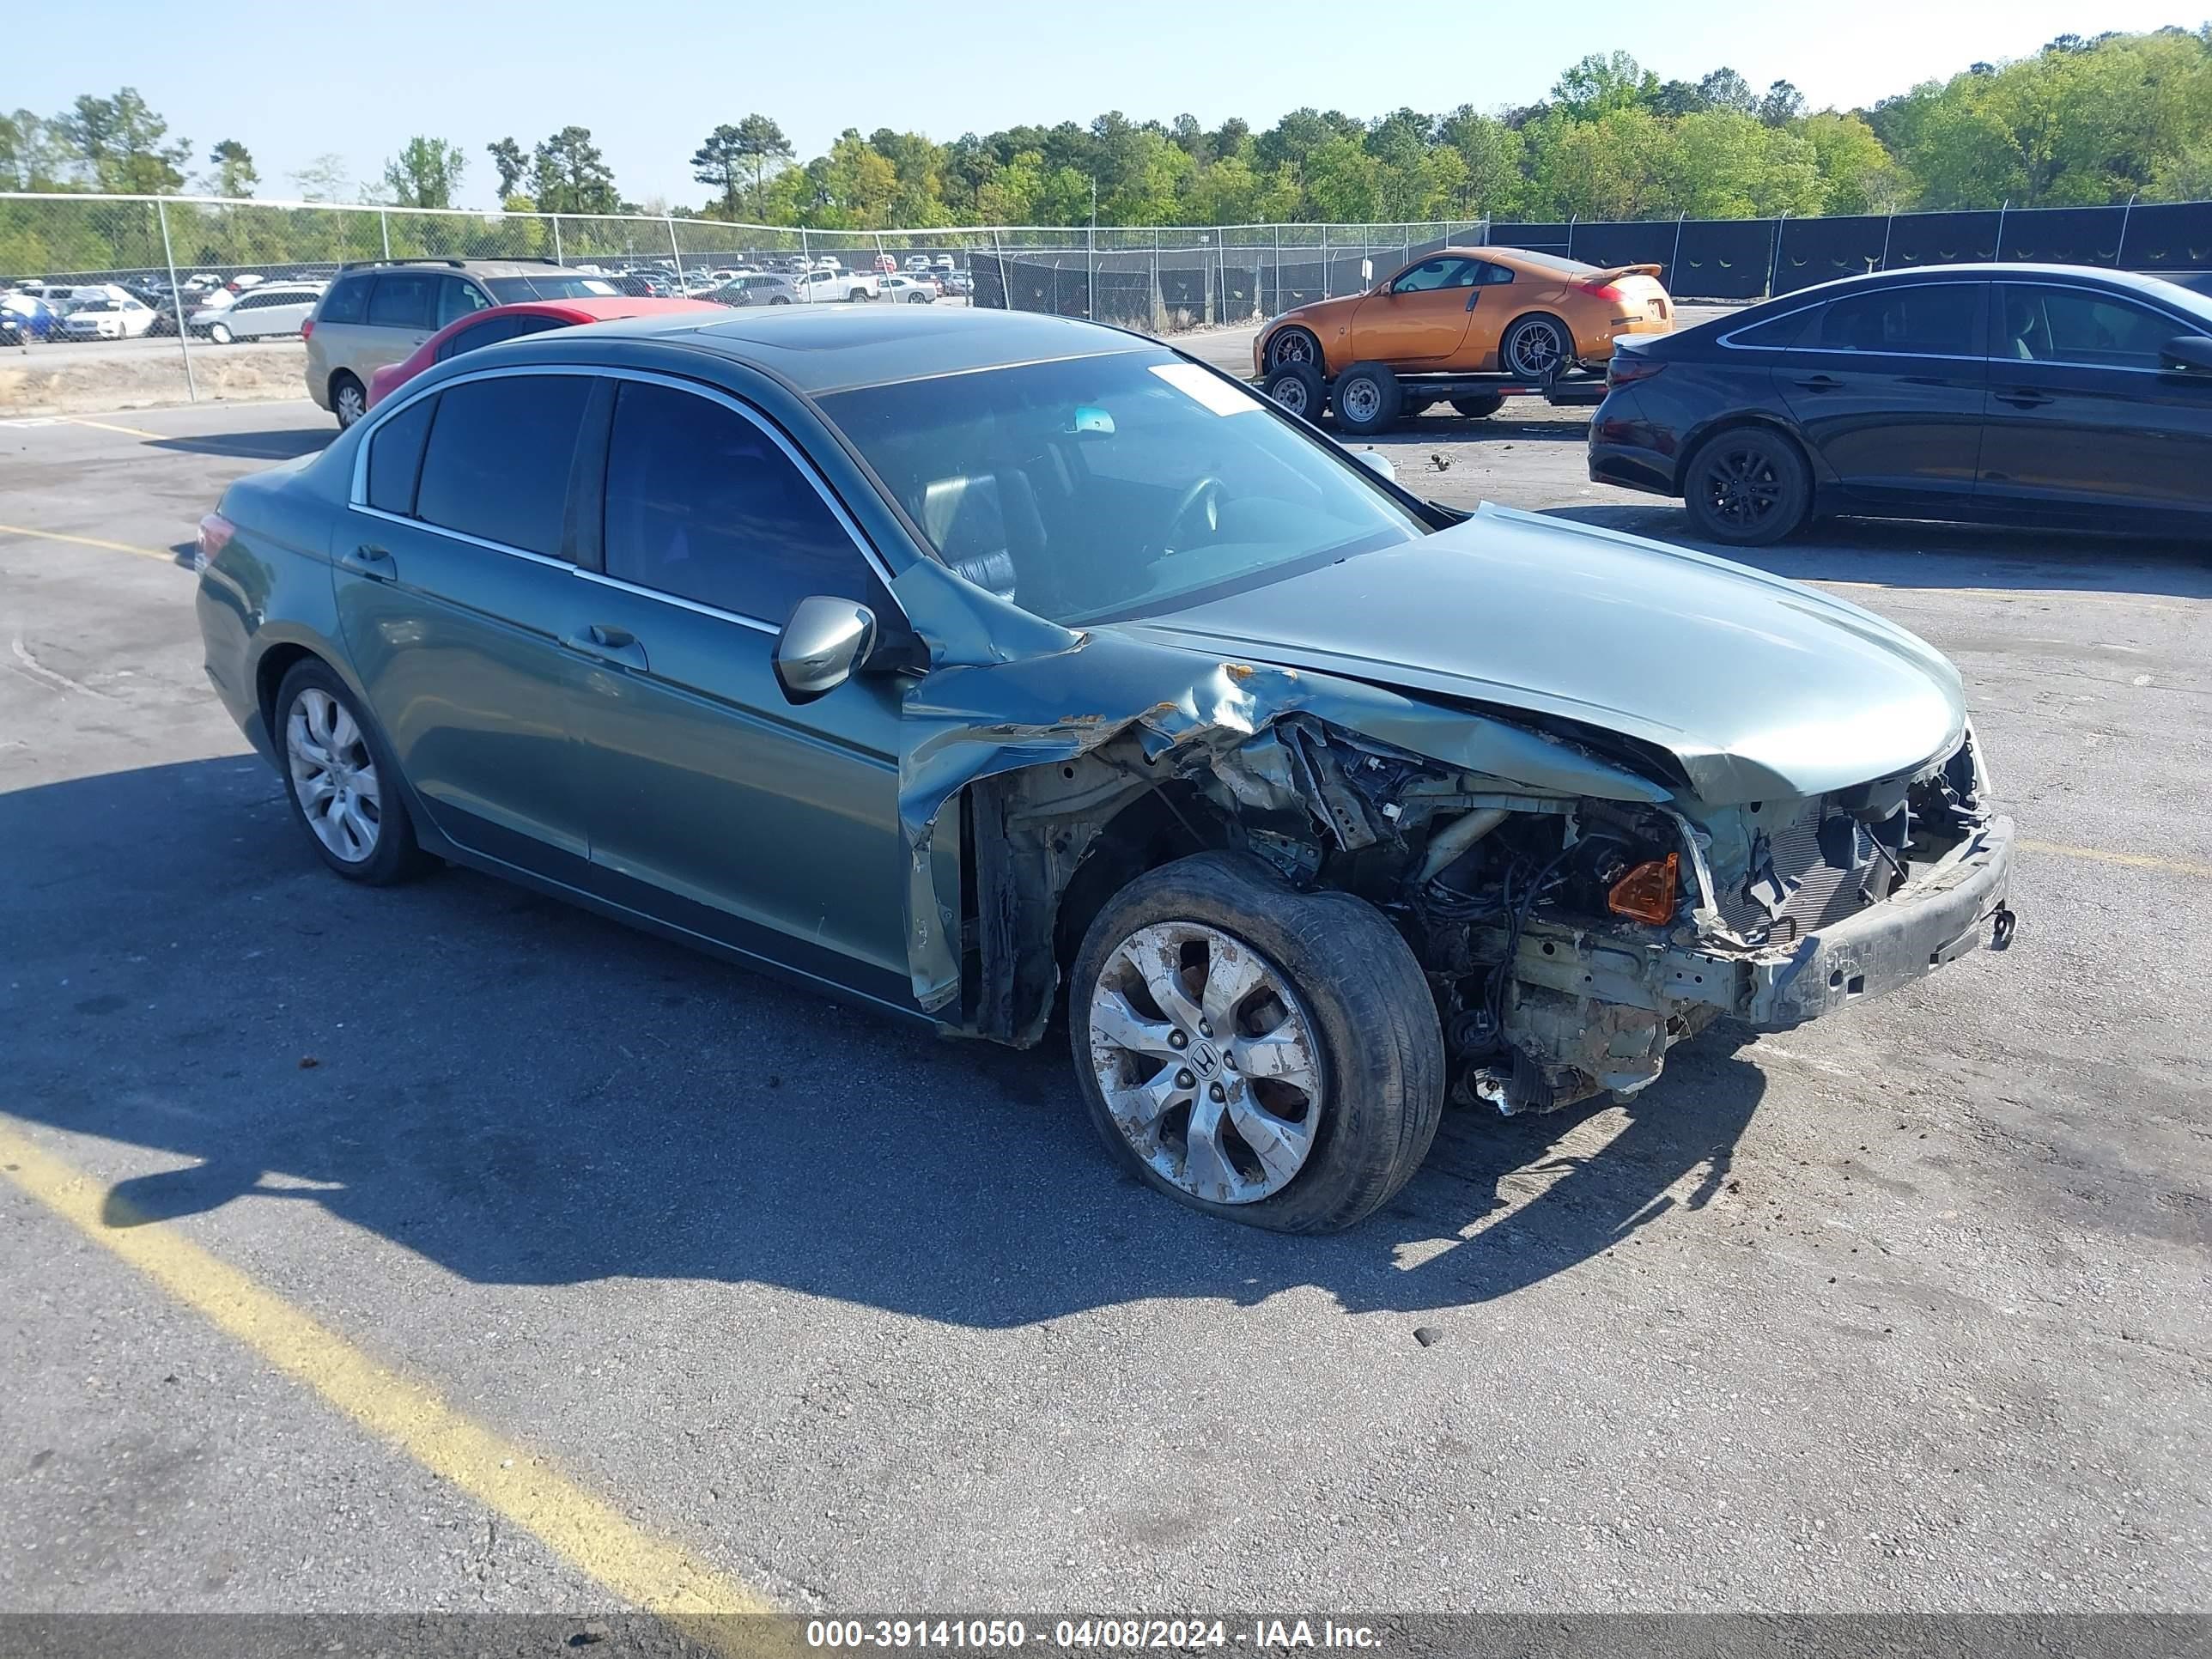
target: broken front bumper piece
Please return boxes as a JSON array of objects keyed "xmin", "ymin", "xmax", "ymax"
[{"xmin": 1483, "ymin": 814, "xmax": 2014, "ymax": 1100}]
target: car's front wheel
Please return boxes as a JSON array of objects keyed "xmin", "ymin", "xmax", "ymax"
[
  {"xmin": 273, "ymin": 660, "xmax": 428, "ymax": 884},
  {"xmin": 1070, "ymin": 852, "xmax": 1445, "ymax": 1233},
  {"xmin": 1681, "ymin": 425, "xmax": 1813, "ymax": 546},
  {"xmin": 207, "ymin": 321, "xmax": 234, "ymax": 344},
  {"xmin": 1266, "ymin": 326, "xmax": 1322, "ymax": 372}
]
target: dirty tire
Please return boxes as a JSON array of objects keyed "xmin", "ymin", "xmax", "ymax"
[
  {"xmin": 1262, "ymin": 361, "xmax": 1326, "ymax": 423},
  {"xmin": 1331, "ymin": 362, "xmax": 1403, "ymax": 436},
  {"xmin": 1266, "ymin": 325, "xmax": 1323, "ymax": 372},
  {"xmin": 1500, "ymin": 313, "xmax": 1571, "ymax": 380},
  {"xmin": 1681, "ymin": 424, "xmax": 1813, "ymax": 547},
  {"xmin": 330, "ymin": 373, "xmax": 368, "ymax": 429},
  {"xmin": 1450, "ymin": 393, "xmax": 1506, "ymax": 419},
  {"xmin": 272, "ymin": 659, "xmax": 431, "ymax": 886},
  {"xmin": 1070, "ymin": 852, "xmax": 1445, "ymax": 1234}
]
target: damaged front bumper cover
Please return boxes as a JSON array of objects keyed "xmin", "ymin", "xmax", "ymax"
[{"xmin": 1487, "ymin": 814, "xmax": 2015, "ymax": 1059}]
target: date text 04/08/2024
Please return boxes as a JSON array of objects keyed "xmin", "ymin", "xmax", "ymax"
[{"xmin": 804, "ymin": 1618, "xmax": 1382, "ymax": 1650}]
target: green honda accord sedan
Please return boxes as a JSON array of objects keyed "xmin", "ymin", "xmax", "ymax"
[{"xmin": 195, "ymin": 305, "xmax": 2014, "ymax": 1233}]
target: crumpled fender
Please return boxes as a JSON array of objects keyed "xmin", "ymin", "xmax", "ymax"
[{"xmin": 887, "ymin": 559, "xmax": 1670, "ymax": 1018}]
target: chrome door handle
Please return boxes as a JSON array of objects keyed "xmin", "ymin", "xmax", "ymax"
[
  {"xmin": 340, "ymin": 544, "xmax": 394, "ymax": 581},
  {"xmin": 567, "ymin": 623, "xmax": 648, "ymax": 672}
]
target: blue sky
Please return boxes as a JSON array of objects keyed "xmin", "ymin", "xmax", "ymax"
[{"xmin": 17, "ymin": 2, "xmax": 2201, "ymax": 210}]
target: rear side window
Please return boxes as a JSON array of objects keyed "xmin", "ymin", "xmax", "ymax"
[
  {"xmin": 1808, "ymin": 284, "xmax": 1979, "ymax": 356},
  {"xmin": 367, "ymin": 272, "xmax": 437, "ymax": 329},
  {"xmin": 603, "ymin": 380, "xmax": 871, "ymax": 622},
  {"xmin": 319, "ymin": 274, "xmax": 372, "ymax": 324},
  {"xmin": 413, "ymin": 375, "xmax": 592, "ymax": 557},
  {"xmin": 1725, "ymin": 307, "xmax": 1814, "ymax": 349},
  {"xmin": 365, "ymin": 393, "xmax": 438, "ymax": 515},
  {"xmin": 435, "ymin": 312, "xmax": 567, "ymax": 362}
]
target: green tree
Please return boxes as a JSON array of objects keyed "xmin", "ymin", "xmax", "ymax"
[
  {"xmin": 381, "ymin": 137, "xmax": 465, "ymax": 210},
  {"xmin": 485, "ymin": 137, "xmax": 528, "ymax": 199},
  {"xmin": 1438, "ymin": 107, "xmax": 1527, "ymax": 219},
  {"xmin": 1551, "ymin": 52, "xmax": 1661, "ymax": 123},
  {"xmin": 206, "ymin": 138, "xmax": 257, "ymax": 198},
  {"xmin": 691, "ymin": 125, "xmax": 748, "ymax": 219},
  {"xmin": 291, "ymin": 153, "xmax": 351, "ymax": 202},
  {"xmin": 54, "ymin": 88, "xmax": 189, "ymax": 192},
  {"xmin": 1802, "ymin": 112, "xmax": 1909, "ymax": 213},
  {"xmin": 532, "ymin": 127, "xmax": 618, "ymax": 216},
  {"xmin": 0, "ymin": 110, "xmax": 70, "ymax": 191},
  {"xmin": 730, "ymin": 114, "xmax": 795, "ymax": 220}
]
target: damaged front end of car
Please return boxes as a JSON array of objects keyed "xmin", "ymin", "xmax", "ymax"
[{"xmin": 885, "ymin": 557, "xmax": 2014, "ymax": 1119}]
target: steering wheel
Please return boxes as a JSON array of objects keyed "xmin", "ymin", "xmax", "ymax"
[{"xmin": 1157, "ymin": 476, "xmax": 1224, "ymax": 556}]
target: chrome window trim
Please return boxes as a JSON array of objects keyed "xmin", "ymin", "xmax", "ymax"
[
  {"xmin": 569, "ymin": 567, "xmax": 781, "ymax": 635},
  {"xmin": 347, "ymin": 361, "xmax": 906, "ymax": 615}
]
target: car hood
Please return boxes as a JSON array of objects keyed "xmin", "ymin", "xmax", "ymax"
[{"xmin": 1117, "ymin": 504, "xmax": 1966, "ymax": 805}]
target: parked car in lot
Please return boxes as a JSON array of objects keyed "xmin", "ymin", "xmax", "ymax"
[
  {"xmin": 878, "ymin": 273, "xmax": 938, "ymax": 304},
  {"xmin": 194, "ymin": 305, "xmax": 2013, "ymax": 1233},
  {"xmin": 702, "ymin": 272, "xmax": 800, "ymax": 307},
  {"xmin": 905, "ymin": 255, "xmax": 933, "ymax": 272},
  {"xmin": 1589, "ymin": 263, "xmax": 2212, "ymax": 544},
  {"xmin": 1, "ymin": 290, "xmax": 58, "ymax": 341},
  {"xmin": 792, "ymin": 267, "xmax": 878, "ymax": 303},
  {"xmin": 59, "ymin": 293, "xmax": 161, "ymax": 340},
  {"xmin": 305, "ymin": 258, "xmax": 624, "ymax": 426},
  {"xmin": 1256, "ymin": 247, "xmax": 1675, "ymax": 386},
  {"xmin": 872, "ymin": 253, "xmax": 899, "ymax": 276},
  {"xmin": 365, "ymin": 296, "xmax": 720, "ymax": 410},
  {"xmin": 191, "ymin": 281, "xmax": 324, "ymax": 343}
]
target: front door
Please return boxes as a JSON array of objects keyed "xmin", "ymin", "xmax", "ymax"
[
  {"xmin": 563, "ymin": 376, "xmax": 915, "ymax": 1005},
  {"xmin": 1350, "ymin": 256, "xmax": 1482, "ymax": 364},
  {"xmin": 1775, "ymin": 279, "xmax": 1990, "ymax": 510},
  {"xmin": 1978, "ymin": 281, "xmax": 2212, "ymax": 527},
  {"xmin": 333, "ymin": 371, "xmax": 594, "ymax": 874}
]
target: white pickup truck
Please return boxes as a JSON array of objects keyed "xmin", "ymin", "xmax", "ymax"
[{"xmin": 792, "ymin": 268, "xmax": 880, "ymax": 303}]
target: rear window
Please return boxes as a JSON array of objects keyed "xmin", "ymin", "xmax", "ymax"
[
  {"xmin": 319, "ymin": 274, "xmax": 372, "ymax": 325},
  {"xmin": 367, "ymin": 272, "xmax": 437, "ymax": 330},
  {"xmin": 413, "ymin": 375, "xmax": 592, "ymax": 557}
]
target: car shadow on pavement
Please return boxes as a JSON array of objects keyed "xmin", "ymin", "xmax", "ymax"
[
  {"xmin": 1546, "ymin": 502, "xmax": 2212, "ymax": 600},
  {"xmin": 4, "ymin": 757, "xmax": 1765, "ymax": 1328},
  {"xmin": 147, "ymin": 429, "xmax": 333, "ymax": 463}
]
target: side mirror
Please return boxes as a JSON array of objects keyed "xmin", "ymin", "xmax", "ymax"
[
  {"xmin": 773, "ymin": 596, "xmax": 876, "ymax": 705},
  {"xmin": 1353, "ymin": 448, "xmax": 1396, "ymax": 483},
  {"xmin": 2160, "ymin": 334, "xmax": 2212, "ymax": 374}
]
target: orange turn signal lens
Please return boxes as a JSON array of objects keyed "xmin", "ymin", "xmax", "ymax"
[{"xmin": 1607, "ymin": 853, "xmax": 1679, "ymax": 925}]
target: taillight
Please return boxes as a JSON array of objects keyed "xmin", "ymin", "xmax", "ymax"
[
  {"xmin": 1608, "ymin": 854, "xmax": 1680, "ymax": 924},
  {"xmin": 300, "ymin": 318, "xmax": 314, "ymax": 341},
  {"xmin": 195, "ymin": 511, "xmax": 234, "ymax": 573},
  {"xmin": 1581, "ymin": 280, "xmax": 1629, "ymax": 304},
  {"xmin": 1607, "ymin": 355, "xmax": 1667, "ymax": 387}
]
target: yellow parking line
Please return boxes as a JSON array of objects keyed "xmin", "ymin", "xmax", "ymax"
[
  {"xmin": 0, "ymin": 1120, "xmax": 775, "ymax": 1627},
  {"xmin": 64, "ymin": 416, "xmax": 166, "ymax": 440},
  {"xmin": 2021, "ymin": 838, "xmax": 2212, "ymax": 881},
  {"xmin": 0, "ymin": 521, "xmax": 177, "ymax": 564}
]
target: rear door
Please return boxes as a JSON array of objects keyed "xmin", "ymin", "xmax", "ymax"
[
  {"xmin": 562, "ymin": 374, "xmax": 915, "ymax": 1002},
  {"xmin": 355, "ymin": 270, "xmax": 441, "ymax": 374},
  {"xmin": 1773, "ymin": 279, "xmax": 1989, "ymax": 510},
  {"xmin": 1979, "ymin": 281, "xmax": 2212, "ymax": 527},
  {"xmin": 1349, "ymin": 257, "xmax": 1484, "ymax": 364},
  {"xmin": 333, "ymin": 370, "xmax": 596, "ymax": 876}
]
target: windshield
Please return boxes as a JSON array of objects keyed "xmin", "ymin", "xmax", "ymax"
[{"xmin": 819, "ymin": 349, "xmax": 1425, "ymax": 624}]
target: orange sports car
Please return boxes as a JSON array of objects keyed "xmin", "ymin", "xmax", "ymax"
[{"xmin": 1254, "ymin": 246, "xmax": 1674, "ymax": 382}]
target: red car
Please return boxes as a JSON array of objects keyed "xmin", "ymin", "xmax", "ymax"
[{"xmin": 364, "ymin": 297, "xmax": 720, "ymax": 410}]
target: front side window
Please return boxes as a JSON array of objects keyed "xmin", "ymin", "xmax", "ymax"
[
  {"xmin": 1392, "ymin": 258, "xmax": 1474, "ymax": 295},
  {"xmin": 1809, "ymin": 283, "xmax": 1979, "ymax": 356},
  {"xmin": 367, "ymin": 272, "xmax": 436, "ymax": 330},
  {"xmin": 412, "ymin": 375, "xmax": 591, "ymax": 557},
  {"xmin": 1998, "ymin": 285, "xmax": 2183, "ymax": 368},
  {"xmin": 820, "ymin": 349, "xmax": 1425, "ymax": 625},
  {"xmin": 603, "ymin": 381, "xmax": 872, "ymax": 623}
]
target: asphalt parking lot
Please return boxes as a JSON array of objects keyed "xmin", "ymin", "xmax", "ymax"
[{"xmin": 3, "ymin": 384, "xmax": 2209, "ymax": 1626}]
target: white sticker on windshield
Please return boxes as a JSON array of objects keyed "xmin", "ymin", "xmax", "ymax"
[{"xmin": 1149, "ymin": 362, "xmax": 1261, "ymax": 416}]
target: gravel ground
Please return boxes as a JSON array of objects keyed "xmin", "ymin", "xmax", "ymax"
[{"xmin": 0, "ymin": 392, "xmax": 2206, "ymax": 1622}]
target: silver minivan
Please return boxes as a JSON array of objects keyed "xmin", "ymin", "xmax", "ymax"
[
  {"xmin": 193, "ymin": 282, "xmax": 323, "ymax": 343},
  {"xmin": 304, "ymin": 258, "xmax": 619, "ymax": 427}
]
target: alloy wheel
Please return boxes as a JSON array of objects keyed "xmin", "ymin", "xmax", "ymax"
[
  {"xmin": 1505, "ymin": 320, "xmax": 1565, "ymax": 378},
  {"xmin": 1086, "ymin": 921, "xmax": 1325, "ymax": 1206},
  {"xmin": 1698, "ymin": 446, "xmax": 1787, "ymax": 532},
  {"xmin": 286, "ymin": 688, "xmax": 382, "ymax": 864},
  {"xmin": 1271, "ymin": 331, "xmax": 1315, "ymax": 368}
]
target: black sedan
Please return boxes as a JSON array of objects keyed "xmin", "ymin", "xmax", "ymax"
[{"xmin": 1589, "ymin": 264, "xmax": 2212, "ymax": 544}]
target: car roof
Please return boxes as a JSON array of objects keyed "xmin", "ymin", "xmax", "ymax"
[{"xmin": 543, "ymin": 304, "xmax": 1161, "ymax": 394}]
